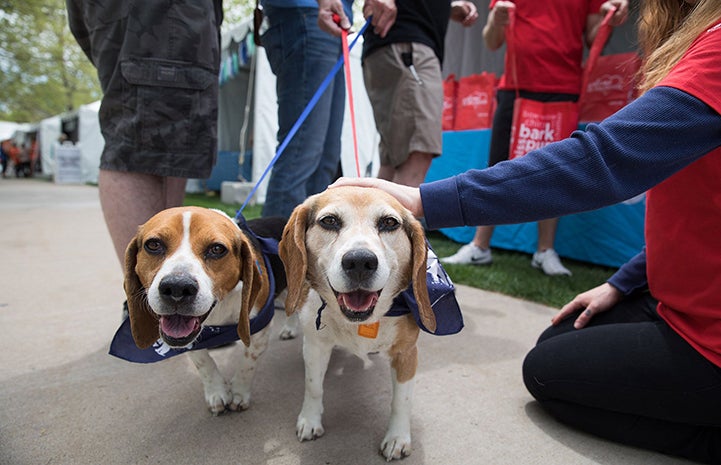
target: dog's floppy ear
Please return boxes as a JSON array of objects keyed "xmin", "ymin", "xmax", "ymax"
[
  {"xmin": 279, "ymin": 203, "xmax": 310, "ymax": 315},
  {"xmin": 237, "ymin": 237, "xmax": 263, "ymax": 347},
  {"xmin": 407, "ymin": 215, "xmax": 437, "ymax": 333},
  {"xmin": 124, "ymin": 236, "xmax": 160, "ymax": 349}
]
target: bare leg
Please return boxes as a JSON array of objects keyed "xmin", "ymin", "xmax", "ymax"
[
  {"xmin": 98, "ymin": 169, "xmax": 187, "ymax": 266},
  {"xmin": 473, "ymin": 218, "xmax": 559, "ymax": 252},
  {"xmin": 532, "ymin": 217, "xmax": 571, "ymax": 275},
  {"xmin": 392, "ymin": 151, "xmax": 433, "ymax": 187},
  {"xmin": 537, "ymin": 218, "xmax": 559, "ymax": 251},
  {"xmin": 472, "ymin": 225, "xmax": 495, "ymax": 250},
  {"xmin": 377, "ymin": 163, "xmax": 395, "ymax": 181}
]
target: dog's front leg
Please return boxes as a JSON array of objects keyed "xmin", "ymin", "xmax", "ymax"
[
  {"xmin": 296, "ymin": 335, "xmax": 333, "ymax": 441},
  {"xmin": 381, "ymin": 370, "xmax": 415, "ymax": 461},
  {"xmin": 187, "ymin": 349, "xmax": 231, "ymax": 415},
  {"xmin": 381, "ymin": 337, "xmax": 418, "ymax": 461},
  {"xmin": 228, "ymin": 324, "xmax": 271, "ymax": 411}
]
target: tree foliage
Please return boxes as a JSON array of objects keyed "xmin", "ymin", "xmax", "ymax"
[{"xmin": 0, "ymin": 0, "xmax": 101, "ymax": 123}]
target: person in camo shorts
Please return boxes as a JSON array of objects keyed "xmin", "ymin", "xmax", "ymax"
[{"xmin": 66, "ymin": 0, "xmax": 223, "ymax": 316}]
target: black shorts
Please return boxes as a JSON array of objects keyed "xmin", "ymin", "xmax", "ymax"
[
  {"xmin": 66, "ymin": 0, "xmax": 223, "ymax": 178},
  {"xmin": 487, "ymin": 90, "xmax": 578, "ymax": 167}
]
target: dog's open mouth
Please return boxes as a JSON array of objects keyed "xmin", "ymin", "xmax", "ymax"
[
  {"xmin": 336, "ymin": 289, "xmax": 380, "ymax": 322},
  {"xmin": 159, "ymin": 311, "xmax": 211, "ymax": 347}
]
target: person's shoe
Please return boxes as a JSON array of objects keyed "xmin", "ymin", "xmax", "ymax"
[
  {"xmin": 440, "ymin": 243, "xmax": 492, "ymax": 265},
  {"xmin": 531, "ymin": 249, "xmax": 572, "ymax": 276}
]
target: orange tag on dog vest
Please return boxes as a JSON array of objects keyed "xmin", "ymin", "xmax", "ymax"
[{"xmin": 357, "ymin": 322, "xmax": 380, "ymax": 339}]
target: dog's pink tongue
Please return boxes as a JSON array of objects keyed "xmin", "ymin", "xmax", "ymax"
[
  {"xmin": 160, "ymin": 315, "xmax": 200, "ymax": 338},
  {"xmin": 338, "ymin": 291, "xmax": 378, "ymax": 312}
]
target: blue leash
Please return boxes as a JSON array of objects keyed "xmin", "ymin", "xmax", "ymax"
[{"xmin": 235, "ymin": 18, "xmax": 371, "ymax": 219}]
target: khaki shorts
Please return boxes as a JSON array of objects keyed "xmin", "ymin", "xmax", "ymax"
[{"xmin": 363, "ymin": 42, "xmax": 443, "ymax": 168}]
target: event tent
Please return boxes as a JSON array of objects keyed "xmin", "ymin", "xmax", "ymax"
[
  {"xmin": 38, "ymin": 100, "xmax": 103, "ymax": 184},
  {"xmin": 0, "ymin": 121, "xmax": 20, "ymax": 141}
]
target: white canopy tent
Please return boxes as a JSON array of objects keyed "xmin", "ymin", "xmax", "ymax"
[
  {"xmin": 0, "ymin": 121, "xmax": 20, "ymax": 141},
  {"xmin": 39, "ymin": 115, "xmax": 61, "ymax": 176},
  {"xmin": 39, "ymin": 100, "xmax": 103, "ymax": 184},
  {"xmin": 76, "ymin": 100, "xmax": 104, "ymax": 184}
]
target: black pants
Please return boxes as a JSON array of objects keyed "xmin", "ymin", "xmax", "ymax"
[{"xmin": 523, "ymin": 293, "xmax": 721, "ymax": 463}]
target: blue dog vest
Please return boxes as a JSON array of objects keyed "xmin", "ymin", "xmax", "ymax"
[
  {"xmin": 108, "ymin": 228, "xmax": 279, "ymax": 364},
  {"xmin": 109, "ymin": 235, "xmax": 463, "ymax": 363}
]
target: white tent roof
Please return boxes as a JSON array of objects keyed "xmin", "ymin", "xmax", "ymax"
[{"xmin": 0, "ymin": 121, "xmax": 20, "ymax": 140}]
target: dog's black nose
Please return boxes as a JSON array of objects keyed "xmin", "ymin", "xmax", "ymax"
[
  {"xmin": 158, "ymin": 275, "xmax": 199, "ymax": 302},
  {"xmin": 341, "ymin": 248, "xmax": 378, "ymax": 283}
]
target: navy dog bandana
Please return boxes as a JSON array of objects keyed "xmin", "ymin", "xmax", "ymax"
[{"xmin": 110, "ymin": 236, "xmax": 463, "ymax": 363}]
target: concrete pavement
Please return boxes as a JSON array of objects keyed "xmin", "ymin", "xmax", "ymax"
[{"xmin": 0, "ymin": 178, "xmax": 692, "ymax": 465}]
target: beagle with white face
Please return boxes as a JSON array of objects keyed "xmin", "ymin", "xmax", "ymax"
[
  {"xmin": 123, "ymin": 206, "xmax": 289, "ymax": 414},
  {"xmin": 279, "ymin": 186, "xmax": 436, "ymax": 461}
]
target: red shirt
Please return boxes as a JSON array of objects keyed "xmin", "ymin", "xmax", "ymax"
[
  {"xmin": 648, "ymin": 20, "xmax": 721, "ymax": 367},
  {"xmin": 490, "ymin": 0, "xmax": 605, "ymax": 94}
]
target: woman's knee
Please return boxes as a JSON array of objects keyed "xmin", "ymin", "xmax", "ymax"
[{"xmin": 522, "ymin": 345, "xmax": 548, "ymax": 402}]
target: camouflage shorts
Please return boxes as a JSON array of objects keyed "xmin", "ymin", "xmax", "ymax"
[{"xmin": 67, "ymin": 0, "xmax": 223, "ymax": 178}]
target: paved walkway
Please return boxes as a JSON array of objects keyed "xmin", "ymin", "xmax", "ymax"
[{"xmin": 0, "ymin": 178, "xmax": 691, "ymax": 465}]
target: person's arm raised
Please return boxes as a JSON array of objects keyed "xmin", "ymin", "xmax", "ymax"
[{"xmin": 482, "ymin": 1, "xmax": 514, "ymax": 50}]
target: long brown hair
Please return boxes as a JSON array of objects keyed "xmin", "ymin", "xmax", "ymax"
[{"xmin": 638, "ymin": 0, "xmax": 721, "ymax": 92}]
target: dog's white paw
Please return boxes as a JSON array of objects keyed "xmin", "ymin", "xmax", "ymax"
[
  {"xmin": 380, "ymin": 433, "xmax": 412, "ymax": 461},
  {"xmin": 296, "ymin": 415, "xmax": 324, "ymax": 441},
  {"xmin": 229, "ymin": 389, "xmax": 251, "ymax": 411},
  {"xmin": 278, "ymin": 325, "xmax": 298, "ymax": 340},
  {"xmin": 205, "ymin": 384, "xmax": 232, "ymax": 415},
  {"xmin": 278, "ymin": 313, "xmax": 300, "ymax": 340}
]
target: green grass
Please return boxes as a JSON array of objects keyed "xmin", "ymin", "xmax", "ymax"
[
  {"xmin": 184, "ymin": 192, "xmax": 263, "ymax": 219},
  {"xmin": 184, "ymin": 193, "xmax": 617, "ymax": 309},
  {"xmin": 426, "ymin": 231, "xmax": 615, "ymax": 308}
]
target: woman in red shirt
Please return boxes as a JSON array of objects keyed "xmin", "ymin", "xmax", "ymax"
[{"xmin": 333, "ymin": 0, "xmax": 721, "ymax": 461}]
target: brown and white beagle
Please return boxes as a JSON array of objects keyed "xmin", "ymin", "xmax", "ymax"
[
  {"xmin": 123, "ymin": 206, "xmax": 291, "ymax": 414},
  {"xmin": 279, "ymin": 186, "xmax": 436, "ymax": 461}
]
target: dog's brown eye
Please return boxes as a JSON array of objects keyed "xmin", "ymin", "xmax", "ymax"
[
  {"xmin": 378, "ymin": 216, "xmax": 400, "ymax": 232},
  {"xmin": 206, "ymin": 243, "xmax": 228, "ymax": 259},
  {"xmin": 144, "ymin": 239, "xmax": 165, "ymax": 255},
  {"xmin": 319, "ymin": 215, "xmax": 341, "ymax": 230}
]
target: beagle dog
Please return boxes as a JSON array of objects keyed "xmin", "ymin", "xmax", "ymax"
[
  {"xmin": 279, "ymin": 186, "xmax": 436, "ymax": 461},
  {"xmin": 123, "ymin": 206, "xmax": 290, "ymax": 414}
]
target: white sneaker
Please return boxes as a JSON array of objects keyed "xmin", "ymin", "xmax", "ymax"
[
  {"xmin": 531, "ymin": 249, "xmax": 572, "ymax": 276},
  {"xmin": 440, "ymin": 243, "xmax": 492, "ymax": 265}
]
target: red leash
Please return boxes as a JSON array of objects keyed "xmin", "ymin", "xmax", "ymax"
[{"xmin": 333, "ymin": 14, "xmax": 361, "ymax": 177}]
